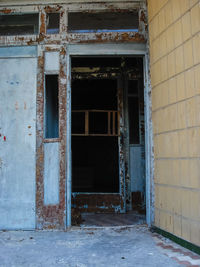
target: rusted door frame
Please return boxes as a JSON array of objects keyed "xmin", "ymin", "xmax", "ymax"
[{"xmin": 66, "ymin": 43, "xmax": 152, "ymax": 228}]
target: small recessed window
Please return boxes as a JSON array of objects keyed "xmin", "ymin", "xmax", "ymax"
[
  {"xmin": 68, "ymin": 11, "xmax": 139, "ymax": 33},
  {"xmin": 45, "ymin": 75, "xmax": 59, "ymax": 139},
  {"xmin": 0, "ymin": 13, "xmax": 39, "ymax": 35},
  {"xmin": 46, "ymin": 13, "xmax": 60, "ymax": 34}
]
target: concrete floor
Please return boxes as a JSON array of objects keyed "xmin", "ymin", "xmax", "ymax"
[
  {"xmin": 0, "ymin": 225, "xmax": 200, "ymax": 267},
  {"xmin": 81, "ymin": 211, "xmax": 145, "ymax": 227}
]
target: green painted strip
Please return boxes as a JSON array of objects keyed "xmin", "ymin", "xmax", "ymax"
[{"xmin": 151, "ymin": 226, "xmax": 200, "ymax": 256}]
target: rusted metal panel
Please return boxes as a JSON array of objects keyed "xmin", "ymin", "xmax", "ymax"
[
  {"xmin": 36, "ymin": 45, "xmax": 45, "ymax": 229},
  {"xmin": 36, "ymin": 45, "xmax": 67, "ymax": 229},
  {"xmin": 0, "ymin": 46, "xmax": 37, "ymax": 229},
  {"xmin": 67, "ymin": 32, "xmax": 145, "ymax": 44}
]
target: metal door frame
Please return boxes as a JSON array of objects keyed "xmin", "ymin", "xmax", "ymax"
[{"xmin": 65, "ymin": 43, "xmax": 153, "ymax": 228}]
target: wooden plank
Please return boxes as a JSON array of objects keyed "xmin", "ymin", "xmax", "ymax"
[
  {"xmin": 113, "ymin": 111, "xmax": 115, "ymax": 135},
  {"xmin": 85, "ymin": 111, "xmax": 89, "ymax": 135},
  {"xmin": 108, "ymin": 111, "xmax": 111, "ymax": 135},
  {"xmin": 71, "ymin": 109, "xmax": 120, "ymax": 136}
]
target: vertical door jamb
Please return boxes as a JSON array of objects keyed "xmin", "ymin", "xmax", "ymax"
[
  {"xmin": 65, "ymin": 44, "xmax": 151, "ymax": 226},
  {"xmin": 66, "ymin": 52, "xmax": 72, "ymax": 228},
  {"xmin": 144, "ymin": 53, "xmax": 153, "ymax": 227},
  {"xmin": 117, "ymin": 77, "xmax": 126, "ymax": 212}
]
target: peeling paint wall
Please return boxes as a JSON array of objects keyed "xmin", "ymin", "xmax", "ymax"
[
  {"xmin": 0, "ymin": 0, "xmax": 148, "ymax": 229},
  {"xmin": 148, "ymin": 0, "xmax": 200, "ymax": 247},
  {"xmin": 0, "ymin": 46, "xmax": 37, "ymax": 229}
]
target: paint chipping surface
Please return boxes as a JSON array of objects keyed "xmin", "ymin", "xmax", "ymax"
[
  {"xmin": 0, "ymin": 226, "xmax": 185, "ymax": 266},
  {"xmin": 36, "ymin": 46, "xmax": 67, "ymax": 229},
  {"xmin": 0, "ymin": 1, "xmax": 148, "ymax": 229},
  {"xmin": 0, "ymin": 50, "xmax": 37, "ymax": 229},
  {"xmin": 72, "ymin": 194, "xmax": 122, "ymax": 213}
]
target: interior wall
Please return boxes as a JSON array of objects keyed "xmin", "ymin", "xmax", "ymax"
[{"xmin": 148, "ymin": 0, "xmax": 200, "ymax": 246}]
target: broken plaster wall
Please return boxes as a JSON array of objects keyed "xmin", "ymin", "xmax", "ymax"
[
  {"xmin": 148, "ymin": 0, "xmax": 200, "ymax": 247},
  {"xmin": 0, "ymin": 0, "xmax": 147, "ymax": 229}
]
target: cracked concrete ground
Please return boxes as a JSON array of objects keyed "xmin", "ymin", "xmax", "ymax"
[{"xmin": 0, "ymin": 225, "xmax": 199, "ymax": 267}]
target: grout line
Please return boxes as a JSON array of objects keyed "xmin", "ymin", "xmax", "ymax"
[
  {"xmin": 153, "ymin": 125, "xmax": 200, "ymax": 137},
  {"xmin": 150, "ymin": 49, "xmax": 200, "ymax": 89},
  {"xmin": 148, "ymin": 1, "xmax": 198, "ymax": 39},
  {"xmin": 154, "ymin": 183, "xmax": 200, "ymax": 192}
]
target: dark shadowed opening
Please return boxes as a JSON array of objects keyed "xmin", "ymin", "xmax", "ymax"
[
  {"xmin": 45, "ymin": 75, "xmax": 59, "ymax": 139},
  {"xmin": 0, "ymin": 13, "xmax": 39, "ymax": 35},
  {"xmin": 68, "ymin": 11, "xmax": 139, "ymax": 32},
  {"xmin": 72, "ymin": 78, "xmax": 119, "ymax": 193}
]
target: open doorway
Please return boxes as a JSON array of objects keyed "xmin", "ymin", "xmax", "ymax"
[
  {"xmin": 72, "ymin": 78, "xmax": 119, "ymax": 193},
  {"xmin": 70, "ymin": 56, "xmax": 146, "ymax": 226}
]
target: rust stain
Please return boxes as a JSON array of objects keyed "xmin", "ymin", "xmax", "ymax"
[
  {"xmin": 40, "ymin": 12, "xmax": 45, "ymax": 35},
  {"xmin": 0, "ymin": 9, "xmax": 12, "ymax": 14},
  {"xmin": 45, "ymin": 47, "xmax": 58, "ymax": 52},
  {"xmin": 76, "ymin": 32, "xmax": 145, "ymax": 44},
  {"xmin": 15, "ymin": 102, "xmax": 19, "ymax": 110},
  {"xmin": 58, "ymin": 46, "xmax": 67, "ymax": 229},
  {"xmin": 140, "ymin": 10, "xmax": 146, "ymax": 23},
  {"xmin": 36, "ymin": 52, "xmax": 45, "ymax": 230},
  {"xmin": 60, "ymin": 47, "xmax": 66, "ymax": 57},
  {"xmin": 44, "ymin": 5, "xmax": 62, "ymax": 13},
  {"xmin": 60, "ymin": 11, "xmax": 64, "ymax": 18}
]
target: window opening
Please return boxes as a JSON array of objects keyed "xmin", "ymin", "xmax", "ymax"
[
  {"xmin": 0, "ymin": 13, "xmax": 39, "ymax": 35},
  {"xmin": 68, "ymin": 11, "xmax": 139, "ymax": 33},
  {"xmin": 46, "ymin": 13, "xmax": 60, "ymax": 34},
  {"xmin": 45, "ymin": 75, "xmax": 59, "ymax": 139}
]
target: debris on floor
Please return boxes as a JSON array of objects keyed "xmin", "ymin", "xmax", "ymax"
[
  {"xmin": 71, "ymin": 208, "xmax": 83, "ymax": 226},
  {"xmin": 1, "ymin": 225, "xmax": 198, "ymax": 266}
]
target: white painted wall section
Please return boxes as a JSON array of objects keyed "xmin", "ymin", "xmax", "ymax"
[
  {"xmin": 45, "ymin": 52, "xmax": 60, "ymax": 72},
  {"xmin": 44, "ymin": 142, "xmax": 60, "ymax": 205},
  {"xmin": 0, "ymin": 47, "xmax": 37, "ymax": 229}
]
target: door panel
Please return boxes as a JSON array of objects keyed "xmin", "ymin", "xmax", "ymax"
[
  {"xmin": 0, "ymin": 56, "xmax": 37, "ymax": 229},
  {"xmin": 130, "ymin": 146, "xmax": 144, "ymax": 192}
]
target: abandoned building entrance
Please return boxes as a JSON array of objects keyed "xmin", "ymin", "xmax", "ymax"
[{"xmin": 69, "ymin": 53, "xmax": 146, "ymax": 226}]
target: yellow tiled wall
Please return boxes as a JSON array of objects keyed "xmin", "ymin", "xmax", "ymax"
[{"xmin": 148, "ymin": 0, "xmax": 200, "ymax": 246}]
